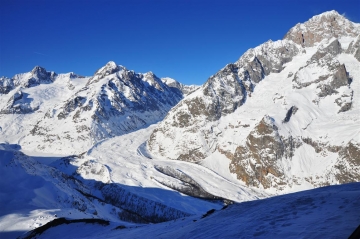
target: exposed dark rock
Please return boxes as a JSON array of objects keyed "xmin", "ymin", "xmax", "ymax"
[
  {"xmin": 154, "ymin": 165, "xmax": 224, "ymax": 200},
  {"xmin": 101, "ymin": 183, "xmax": 191, "ymax": 223},
  {"xmin": 346, "ymin": 35, "xmax": 360, "ymax": 61},
  {"xmin": 229, "ymin": 116, "xmax": 301, "ymax": 188},
  {"xmin": 21, "ymin": 218, "xmax": 110, "ymax": 239},
  {"xmin": 283, "ymin": 106, "xmax": 298, "ymax": 123},
  {"xmin": 57, "ymin": 96, "xmax": 87, "ymax": 119},
  {"xmin": 201, "ymin": 209, "xmax": 216, "ymax": 219},
  {"xmin": 18, "ymin": 66, "xmax": 57, "ymax": 88},
  {"xmin": 293, "ymin": 39, "xmax": 352, "ymax": 99},
  {"xmin": 310, "ymin": 39, "xmax": 342, "ymax": 62},
  {"xmin": 338, "ymin": 102, "xmax": 352, "ymax": 112},
  {"xmin": 0, "ymin": 77, "xmax": 14, "ymax": 94},
  {"xmin": 333, "ymin": 141, "xmax": 360, "ymax": 184},
  {"xmin": 317, "ymin": 64, "xmax": 350, "ymax": 97},
  {"xmin": 0, "ymin": 91, "xmax": 39, "ymax": 114}
]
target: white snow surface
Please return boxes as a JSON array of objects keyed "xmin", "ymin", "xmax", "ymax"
[
  {"xmin": 0, "ymin": 124, "xmax": 266, "ymax": 239},
  {"xmin": 0, "ymin": 72, "xmax": 89, "ymax": 144},
  {"xmin": 19, "ymin": 182, "xmax": 360, "ymax": 239}
]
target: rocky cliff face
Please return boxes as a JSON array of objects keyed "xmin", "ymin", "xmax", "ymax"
[
  {"xmin": 284, "ymin": 10, "xmax": 360, "ymax": 47},
  {"xmin": 148, "ymin": 10, "xmax": 360, "ymax": 191},
  {"xmin": 230, "ymin": 116, "xmax": 302, "ymax": 189},
  {"xmin": 293, "ymin": 38, "xmax": 353, "ymax": 112},
  {"xmin": 346, "ymin": 35, "xmax": 360, "ymax": 61}
]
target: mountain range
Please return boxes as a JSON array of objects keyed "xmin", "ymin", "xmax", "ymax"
[{"xmin": 0, "ymin": 10, "xmax": 359, "ymax": 239}]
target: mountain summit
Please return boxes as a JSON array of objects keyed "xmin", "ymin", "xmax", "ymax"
[{"xmin": 284, "ymin": 10, "xmax": 360, "ymax": 47}]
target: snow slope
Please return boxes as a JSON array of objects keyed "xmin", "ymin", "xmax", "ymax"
[
  {"xmin": 0, "ymin": 124, "xmax": 265, "ymax": 239},
  {"xmin": 21, "ymin": 182, "xmax": 360, "ymax": 239}
]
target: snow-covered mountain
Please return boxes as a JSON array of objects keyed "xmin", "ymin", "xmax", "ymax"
[
  {"xmin": 0, "ymin": 66, "xmax": 66, "ymax": 114},
  {"xmin": 148, "ymin": 10, "xmax": 360, "ymax": 191},
  {"xmin": 1, "ymin": 10, "xmax": 360, "ymax": 239},
  {"xmin": 0, "ymin": 67, "xmax": 87, "ymax": 146},
  {"xmin": 0, "ymin": 62, "xmax": 185, "ymax": 154}
]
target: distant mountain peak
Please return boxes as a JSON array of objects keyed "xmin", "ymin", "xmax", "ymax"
[
  {"xmin": 31, "ymin": 65, "xmax": 47, "ymax": 73},
  {"xmin": 87, "ymin": 61, "xmax": 126, "ymax": 85},
  {"xmin": 105, "ymin": 60, "xmax": 117, "ymax": 67},
  {"xmin": 144, "ymin": 71, "xmax": 155, "ymax": 77},
  {"xmin": 161, "ymin": 77, "xmax": 200, "ymax": 96},
  {"xmin": 95, "ymin": 61, "xmax": 123, "ymax": 76}
]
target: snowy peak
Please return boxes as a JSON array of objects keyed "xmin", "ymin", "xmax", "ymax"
[
  {"xmin": 284, "ymin": 10, "xmax": 360, "ymax": 47},
  {"xmin": 88, "ymin": 61, "xmax": 125, "ymax": 85},
  {"xmin": 28, "ymin": 65, "xmax": 57, "ymax": 85},
  {"xmin": 0, "ymin": 66, "xmax": 87, "ymax": 115},
  {"xmin": 161, "ymin": 77, "xmax": 200, "ymax": 95},
  {"xmin": 95, "ymin": 61, "xmax": 122, "ymax": 75},
  {"xmin": 142, "ymin": 71, "xmax": 164, "ymax": 91},
  {"xmin": 12, "ymin": 65, "xmax": 57, "ymax": 88},
  {"xmin": 31, "ymin": 65, "xmax": 47, "ymax": 75}
]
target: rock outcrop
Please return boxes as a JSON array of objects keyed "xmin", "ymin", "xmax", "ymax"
[
  {"xmin": 229, "ymin": 116, "xmax": 301, "ymax": 189},
  {"xmin": 284, "ymin": 10, "xmax": 360, "ymax": 47},
  {"xmin": 346, "ymin": 35, "xmax": 360, "ymax": 61},
  {"xmin": 0, "ymin": 77, "xmax": 14, "ymax": 94}
]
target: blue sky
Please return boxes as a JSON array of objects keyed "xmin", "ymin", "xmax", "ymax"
[{"xmin": 0, "ymin": 0, "xmax": 359, "ymax": 85}]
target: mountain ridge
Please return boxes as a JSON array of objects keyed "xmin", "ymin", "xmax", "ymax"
[
  {"xmin": 0, "ymin": 62, "xmax": 186, "ymax": 154},
  {"xmin": 147, "ymin": 10, "xmax": 360, "ymax": 191}
]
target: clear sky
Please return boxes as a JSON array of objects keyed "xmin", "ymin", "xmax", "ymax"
[{"xmin": 1, "ymin": 0, "xmax": 359, "ymax": 85}]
